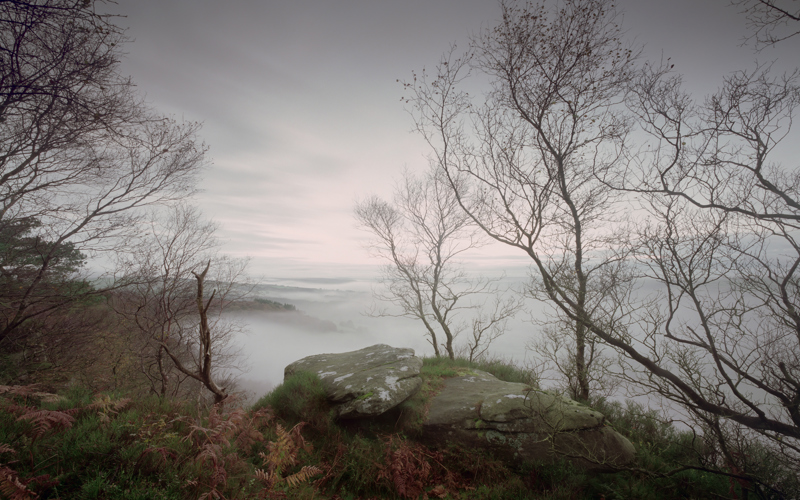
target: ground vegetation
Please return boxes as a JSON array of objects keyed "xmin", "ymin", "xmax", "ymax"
[{"xmin": 2, "ymin": 355, "xmax": 792, "ymax": 499}]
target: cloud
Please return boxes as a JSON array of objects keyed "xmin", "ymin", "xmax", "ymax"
[{"xmin": 105, "ymin": 0, "xmax": 794, "ymax": 278}]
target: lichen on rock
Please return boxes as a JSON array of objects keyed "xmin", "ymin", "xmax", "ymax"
[
  {"xmin": 284, "ymin": 344, "xmax": 422, "ymax": 419},
  {"xmin": 422, "ymin": 369, "xmax": 635, "ymax": 471}
]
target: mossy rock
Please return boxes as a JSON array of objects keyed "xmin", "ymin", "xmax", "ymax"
[
  {"xmin": 421, "ymin": 369, "xmax": 635, "ymax": 471},
  {"xmin": 284, "ymin": 344, "xmax": 422, "ymax": 419}
]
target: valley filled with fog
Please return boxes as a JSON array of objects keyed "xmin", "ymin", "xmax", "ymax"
[
  {"xmin": 228, "ymin": 274, "xmax": 760, "ymax": 428},
  {"xmin": 228, "ymin": 275, "xmax": 544, "ymax": 400}
]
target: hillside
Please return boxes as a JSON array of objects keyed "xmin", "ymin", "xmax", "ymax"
[{"xmin": 3, "ymin": 356, "xmax": 794, "ymax": 499}]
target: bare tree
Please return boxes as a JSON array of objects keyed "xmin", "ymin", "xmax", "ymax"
[
  {"xmin": 112, "ymin": 204, "xmax": 249, "ymax": 402},
  {"xmin": 416, "ymin": 0, "xmax": 800, "ymax": 447},
  {"xmin": 404, "ymin": 0, "xmax": 637, "ymax": 400},
  {"xmin": 0, "ymin": 0, "xmax": 205, "ymax": 350},
  {"xmin": 355, "ymin": 167, "xmax": 519, "ymax": 360},
  {"xmin": 600, "ymin": 58, "xmax": 800, "ymax": 480},
  {"xmin": 734, "ymin": 0, "xmax": 800, "ymax": 48},
  {"xmin": 406, "ymin": 0, "xmax": 800, "ymax": 490},
  {"xmin": 464, "ymin": 296, "xmax": 519, "ymax": 362}
]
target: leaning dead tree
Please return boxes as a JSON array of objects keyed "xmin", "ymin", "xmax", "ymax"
[
  {"xmin": 111, "ymin": 204, "xmax": 248, "ymax": 401},
  {"xmin": 161, "ymin": 262, "xmax": 228, "ymax": 404}
]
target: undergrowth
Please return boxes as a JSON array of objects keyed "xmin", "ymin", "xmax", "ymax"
[
  {"xmin": 0, "ymin": 385, "xmax": 321, "ymax": 499},
  {"xmin": 0, "ymin": 356, "xmax": 793, "ymax": 499}
]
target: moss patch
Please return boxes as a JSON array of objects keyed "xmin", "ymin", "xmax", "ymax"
[{"xmin": 356, "ymin": 391, "xmax": 374, "ymax": 400}]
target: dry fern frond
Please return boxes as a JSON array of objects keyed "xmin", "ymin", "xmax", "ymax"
[
  {"xmin": 196, "ymin": 443, "xmax": 224, "ymax": 467},
  {"xmin": 87, "ymin": 394, "xmax": 132, "ymax": 424},
  {"xmin": 233, "ymin": 408, "xmax": 272, "ymax": 451},
  {"xmin": 262, "ymin": 423, "xmax": 295, "ymax": 471},
  {"xmin": 251, "ymin": 407, "xmax": 274, "ymax": 426},
  {"xmin": 378, "ymin": 435, "xmax": 435, "ymax": 499},
  {"xmin": 0, "ymin": 385, "xmax": 43, "ymax": 398},
  {"xmin": 0, "ymin": 465, "xmax": 35, "ymax": 500},
  {"xmin": 429, "ymin": 484, "xmax": 449, "ymax": 498},
  {"xmin": 17, "ymin": 409, "xmax": 75, "ymax": 440},
  {"xmin": 0, "ymin": 444, "xmax": 15, "ymax": 456},
  {"xmin": 0, "ymin": 385, "xmax": 64, "ymax": 405},
  {"xmin": 283, "ymin": 465, "xmax": 323, "ymax": 487},
  {"xmin": 184, "ymin": 404, "xmax": 269, "ymax": 499},
  {"xmin": 254, "ymin": 467, "xmax": 276, "ymax": 489},
  {"xmin": 261, "ymin": 421, "xmax": 312, "ymax": 474},
  {"xmin": 186, "ymin": 405, "xmax": 247, "ymax": 449},
  {"xmin": 254, "ymin": 420, "xmax": 323, "ymax": 497},
  {"xmin": 197, "ymin": 487, "xmax": 224, "ymax": 500},
  {"xmin": 312, "ymin": 441, "xmax": 346, "ymax": 490}
]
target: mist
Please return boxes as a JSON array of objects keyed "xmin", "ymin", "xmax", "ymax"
[{"xmin": 228, "ymin": 275, "xmax": 542, "ymax": 401}]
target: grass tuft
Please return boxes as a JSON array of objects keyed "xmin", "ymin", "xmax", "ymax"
[
  {"xmin": 421, "ymin": 354, "xmax": 539, "ymax": 387},
  {"xmin": 252, "ymin": 370, "xmax": 332, "ymax": 432}
]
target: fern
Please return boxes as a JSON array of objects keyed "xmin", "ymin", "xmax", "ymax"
[
  {"xmin": 16, "ymin": 409, "xmax": 75, "ymax": 441},
  {"xmin": 183, "ymin": 403, "xmax": 267, "ymax": 499},
  {"xmin": 135, "ymin": 446, "xmax": 177, "ymax": 472},
  {"xmin": 260, "ymin": 422, "xmax": 312, "ymax": 474},
  {"xmin": 0, "ymin": 385, "xmax": 42, "ymax": 398},
  {"xmin": 186, "ymin": 405, "xmax": 246, "ymax": 449},
  {"xmin": 378, "ymin": 435, "xmax": 441, "ymax": 499},
  {"xmin": 5, "ymin": 405, "xmax": 76, "ymax": 469},
  {"xmin": 234, "ymin": 407, "xmax": 272, "ymax": 451},
  {"xmin": 254, "ymin": 422, "xmax": 321, "ymax": 496},
  {"xmin": 283, "ymin": 465, "xmax": 323, "ymax": 487},
  {"xmin": 86, "ymin": 394, "xmax": 132, "ymax": 425},
  {"xmin": 0, "ymin": 465, "xmax": 35, "ymax": 500},
  {"xmin": 0, "ymin": 384, "xmax": 63, "ymax": 406},
  {"xmin": 0, "ymin": 447, "xmax": 29, "ymax": 500},
  {"xmin": 0, "ymin": 465, "xmax": 57, "ymax": 500}
]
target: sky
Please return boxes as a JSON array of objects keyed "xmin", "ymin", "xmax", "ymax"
[{"xmin": 104, "ymin": 0, "xmax": 797, "ymax": 280}]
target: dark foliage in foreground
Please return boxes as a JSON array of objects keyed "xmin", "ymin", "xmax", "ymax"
[{"xmin": 2, "ymin": 356, "xmax": 795, "ymax": 499}]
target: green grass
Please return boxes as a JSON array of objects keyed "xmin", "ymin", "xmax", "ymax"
[
  {"xmin": 421, "ymin": 354, "xmax": 539, "ymax": 386},
  {"xmin": 252, "ymin": 369, "xmax": 334, "ymax": 435}
]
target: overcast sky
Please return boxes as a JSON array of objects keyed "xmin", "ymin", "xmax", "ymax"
[{"xmin": 105, "ymin": 0, "xmax": 796, "ymax": 280}]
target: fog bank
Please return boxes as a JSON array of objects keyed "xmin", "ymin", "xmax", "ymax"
[{"xmin": 228, "ymin": 276, "xmax": 540, "ymax": 400}]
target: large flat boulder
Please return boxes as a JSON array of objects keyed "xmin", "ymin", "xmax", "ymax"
[
  {"xmin": 284, "ymin": 344, "xmax": 422, "ymax": 419},
  {"xmin": 422, "ymin": 370, "xmax": 635, "ymax": 471}
]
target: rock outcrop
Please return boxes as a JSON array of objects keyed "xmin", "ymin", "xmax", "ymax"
[
  {"xmin": 283, "ymin": 346, "xmax": 634, "ymax": 470},
  {"xmin": 422, "ymin": 370, "xmax": 635, "ymax": 471},
  {"xmin": 284, "ymin": 344, "xmax": 422, "ymax": 419}
]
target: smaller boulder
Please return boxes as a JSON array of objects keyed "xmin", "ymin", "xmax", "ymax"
[
  {"xmin": 423, "ymin": 370, "xmax": 635, "ymax": 471},
  {"xmin": 284, "ymin": 344, "xmax": 422, "ymax": 419}
]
